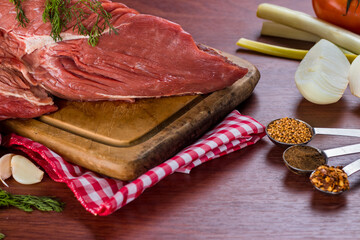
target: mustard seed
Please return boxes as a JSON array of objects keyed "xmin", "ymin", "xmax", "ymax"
[{"xmin": 267, "ymin": 117, "xmax": 312, "ymax": 144}]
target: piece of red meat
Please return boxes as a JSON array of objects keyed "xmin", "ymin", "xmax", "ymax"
[
  {"xmin": 0, "ymin": 0, "xmax": 248, "ymax": 119},
  {"xmin": 0, "ymin": 94, "xmax": 57, "ymax": 121},
  {"xmin": 0, "ymin": 57, "xmax": 57, "ymax": 120}
]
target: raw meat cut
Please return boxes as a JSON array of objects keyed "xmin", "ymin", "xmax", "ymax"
[
  {"xmin": 0, "ymin": 51, "xmax": 57, "ymax": 120},
  {"xmin": 0, "ymin": 0, "xmax": 248, "ymax": 120}
]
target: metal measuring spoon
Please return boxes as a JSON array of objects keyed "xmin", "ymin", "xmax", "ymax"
[
  {"xmin": 310, "ymin": 158, "xmax": 360, "ymax": 195},
  {"xmin": 283, "ymin": 143, "xmax": 360, "ymax": 175},
  {"xmin": 266, "ymin": 118, "xmax": 360, "ymax": 147}
]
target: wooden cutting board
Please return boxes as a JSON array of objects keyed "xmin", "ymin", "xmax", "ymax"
[{"xmin": 0, "ymin": 50, "xmax": 260, "ymax": 181}]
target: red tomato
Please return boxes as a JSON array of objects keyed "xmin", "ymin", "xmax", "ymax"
[{"xmin": 312, "ymin": 0, "xmax": 360, "ymax": 34}]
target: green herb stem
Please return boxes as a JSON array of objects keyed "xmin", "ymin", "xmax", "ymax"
[
  {"xmin": 9, "ymin": 0, "xmax": 29, "ymax": 27},
  {"xmin": 42, "ymin": 0, "xmax": 71, "ymax": 42},
  {"xmin": 11, "ymin": 0, "xmax": 117, "ymax": 46},
  {"xmin": 43, "ymin": 0, "xmax": 118, "ymax": 46},
  {"xmin": 346, "ymin": 0, "xmax": 360, "ymax": 14},
  {"xmin": 0, "ymin": 188, "xmax": 64, "ymax": 212}
]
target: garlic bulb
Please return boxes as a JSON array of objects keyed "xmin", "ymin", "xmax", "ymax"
[
  {"xmin": 295, "ymin": 39, "xmax": 350, "ymax": 104},
  {"xmin": 349, "ymin": 55, "xmax": 360, "ymax": 97}
]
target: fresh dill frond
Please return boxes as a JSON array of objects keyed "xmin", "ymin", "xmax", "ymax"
[
  {"xmin": 74, "ymin": 0, "xmax": 118, "ymax": 46},
  {"xmin": 43, "ymin": 0, "xmax": 118, "ymax": 46},
  {"xmin": 9, "ymin": 0, "xmax": 29, "ymax": 27},
  {"xmin": 0, "ymin": 188, "xmax": 64, "ymax": 212},
  {"xmin": 11, "ymin": 0, "xmax": 117, "ymax": 46},
  {"xmin": 42, "ymin": 0, "xmax": 71, "ymax": 42}
]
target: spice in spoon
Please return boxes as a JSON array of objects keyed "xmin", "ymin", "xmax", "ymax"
[
  {"xmin": 267, "ymin": 117, "xmax": 312, "ymax": 144},
  {"xmin": 310, "ymin": 165, "xmax": 350, "ymax": 193},
  {"xmin": 283, "ymin": 145, "xmax": 326, "ymax": 171}
]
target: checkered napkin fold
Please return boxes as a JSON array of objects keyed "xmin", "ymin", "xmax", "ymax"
[{"xmin": 1, "ymin": 110, "xmax": 265, "ymax": 216}]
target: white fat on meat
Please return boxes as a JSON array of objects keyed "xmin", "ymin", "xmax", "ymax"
[{"xmin": 22, "ymin": 33, "xmax": 88, "ymax": 54}]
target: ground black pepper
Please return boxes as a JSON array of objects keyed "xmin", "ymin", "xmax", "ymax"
[{"xmin": 283, "ymin": 145, "xmax": 326, "ymax": 171}]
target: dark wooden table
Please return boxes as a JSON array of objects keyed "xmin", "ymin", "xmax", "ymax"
[{"xmin": 3, "ymin": 0, "xmax": 360, "ymax": 239}]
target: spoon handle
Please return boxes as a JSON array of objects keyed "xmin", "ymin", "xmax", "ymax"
[
  {"xmin": 323, "ymin": 143, "xmax": 360, "ymax": 158},
  {"xmin": 314, "ymin": 128, "xmax": 360, "ymax": 137},
  {"xmin": 343, "ymin": 159, "xmax": 360, "ymax": 176}
]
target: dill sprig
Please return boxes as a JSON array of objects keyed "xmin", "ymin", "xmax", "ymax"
[
  {"xmin": 72, "ymin": 0, "xmax": 118, "ymax": 46},
  {"xmin": 0, "ymin": 188, "xmax": 64, "ymax": 212},
  {"xmin": 43, "ymin": 0, "xmax": 118, "ymax": 46},
  {"xmin": 10, "ymin": 0, "xmax": 117, "ymax": 46},
  {"xmin": 9, "ymin": 0, "xmax": 29, "ymax": 27},
  {"xmin": 42, "ymin": 0, "xmax": 71, "ymax": 42}
]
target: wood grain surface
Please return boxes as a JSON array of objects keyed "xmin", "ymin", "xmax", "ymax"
[{"xmin": 2, "ymin": 0, "xmax": 360, "ymax": 239}]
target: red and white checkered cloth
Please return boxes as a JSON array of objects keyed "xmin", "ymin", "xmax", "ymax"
[{"xmin": 1, "ymin": 110, "xmax": 265, "ymax": 216}]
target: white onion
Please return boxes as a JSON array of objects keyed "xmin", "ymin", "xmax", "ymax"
[
  {"xmin": 295, "ymin": 39, "xmax": 350, "ymax": 104},
  {"xmin": 349, "ymin": 55, "xmax": 360, "ymax": 98}
]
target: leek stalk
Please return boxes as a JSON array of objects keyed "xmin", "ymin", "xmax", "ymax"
[
  {"xmin": 236, "ymin": 38, "xmax": 357, "ymax": 63},
  {"xmin": 257, "ymin": 3, "xmax": 360, "ymax": 55},
  {"xmin": 261, "ymin": 21, "xmax": 320, "ymax": 42}
]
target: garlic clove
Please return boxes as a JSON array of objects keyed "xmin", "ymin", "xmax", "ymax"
[
  {"xmin": 295, "ymin": 39, "xmax": 350, "ymax": 104},
  {"xmin": 0, "ymin": 154, "xmax": 14, "ymax": 187},
  {"xmin": 11, "ymin": 155, "xmax": 44, "ymax": 185},
  {"xmin": 349, "ymin": 55, "xmax": 360, "ymax": 97}
]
